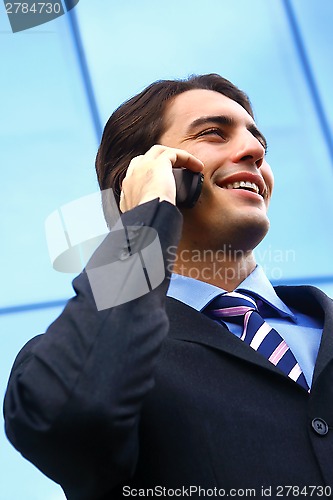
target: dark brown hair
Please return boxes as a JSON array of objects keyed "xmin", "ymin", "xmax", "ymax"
[{"xmin": 95, "ymin": 73, "xmax": 253, "ymax": 216}]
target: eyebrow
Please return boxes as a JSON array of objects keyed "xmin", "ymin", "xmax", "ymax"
[{"xmin": 186, "ymin": 115, "xmax": 268, "ymax": 151}]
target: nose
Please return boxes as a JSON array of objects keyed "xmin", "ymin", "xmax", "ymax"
[{"xmin": 231, "ymin": 131, "xmax": 265, "ymax": 169}]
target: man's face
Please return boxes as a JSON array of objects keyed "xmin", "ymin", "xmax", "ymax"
[{"xmin": 159, "ymin": 89, "xmax": 274, "ymax": 253}]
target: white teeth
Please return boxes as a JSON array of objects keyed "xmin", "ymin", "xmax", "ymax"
[
  {"xmin": 225, "ymin": 181, "xmax": 260, "ymax": 194},
  {"xmin": 226, "ymin": 181, "xmax": 240, "ymax": 189}
]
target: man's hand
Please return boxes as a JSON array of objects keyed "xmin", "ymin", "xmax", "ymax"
[{"xmin": 119, "ymin": 145, "xmax": 204, "ymax": 212}]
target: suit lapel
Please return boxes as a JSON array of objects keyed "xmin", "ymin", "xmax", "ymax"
[
  {"xmin": 166, "ymin": 285, "xmax": 333, "ymax": 388},
  {"xmin": 275, "ymin": 285, "xmax": 333, "ymax": 384},
  {"xmin": 166, "ymin": 297, "xmax": 292, "ymax": 381}
]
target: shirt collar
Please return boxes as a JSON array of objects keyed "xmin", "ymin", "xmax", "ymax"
[{"xmin": 167, "ymin": 265, "xmax": 295, "ymax": 321}]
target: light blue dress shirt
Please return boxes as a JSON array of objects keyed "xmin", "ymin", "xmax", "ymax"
[{"xmin": 167, "ymin": 265, "xmax": 323, "ymax": 387}]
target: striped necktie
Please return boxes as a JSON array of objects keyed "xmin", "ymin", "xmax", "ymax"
[{"xmin": 204, "ymin": 291, "xmax": 309, "ymax": 391}]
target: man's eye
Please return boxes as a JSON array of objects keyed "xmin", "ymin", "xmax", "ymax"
[{"xmin": 198, "ymin": 128, "xmax": 225, "ymax": 138}]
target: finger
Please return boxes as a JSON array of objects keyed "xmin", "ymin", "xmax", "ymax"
[
  {"xmin": 145, "ymin": 145, "xmax": 204, "ymax": 172},
  {"xmin": 161, "ymin": 148, "xmax": 204, "ymax": 172},
  {"xmin": 125, "ymin": 155, "xmax": 144, "ymax": 177},
  {"xmin": 119, "ymin": 190, "xmax": 127, "ymax": 213}
]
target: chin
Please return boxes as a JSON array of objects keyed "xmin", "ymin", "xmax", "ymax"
[
  {"xmin": 206, "ymin": 211, "xmax": 270, "ymax": 252},
  {"xmin": 229, "ymin": 217, "xmax": 270, "ymax": 252},
  {"xmin": 182, "ymin": 205, "xmax": 270, "ymax": 252}
]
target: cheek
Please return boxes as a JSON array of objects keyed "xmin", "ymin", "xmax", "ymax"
[{"xmin": 188, "ymin": 147, "xmax": 221, "ymax": 173}]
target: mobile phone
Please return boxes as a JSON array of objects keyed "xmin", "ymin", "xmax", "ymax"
[{"xmin": 172, "ymin": 168, "xmax": 204, "ymax": 208}]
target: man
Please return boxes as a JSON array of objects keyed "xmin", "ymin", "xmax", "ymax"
[{"xmin": 4, "ymin": 74, "xmax": 333, "ymax": 499}]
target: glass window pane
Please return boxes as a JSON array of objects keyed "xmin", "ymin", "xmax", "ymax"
[{"xmin": 1, "ymin": 307, "xmax": 66, "ymax": 500}]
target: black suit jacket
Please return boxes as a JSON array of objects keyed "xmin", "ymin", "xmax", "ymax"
[{"xmin": 4, "ymin": 200, "xmax": 333, "ymax": 499}]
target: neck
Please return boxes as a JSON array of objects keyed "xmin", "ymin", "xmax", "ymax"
[{"xmin": 172, "ymin": 243, "xmax": 257, "ymax": 291}]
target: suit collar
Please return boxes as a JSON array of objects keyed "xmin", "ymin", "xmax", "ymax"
[{"xmin": 274, "ymin": 285, "xmax": 333, "ymax": 384}]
